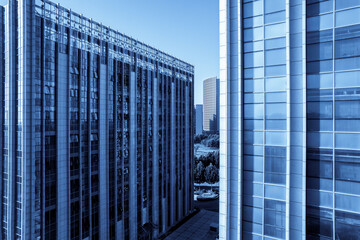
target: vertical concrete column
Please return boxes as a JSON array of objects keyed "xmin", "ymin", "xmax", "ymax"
[
  {"xmin": 170, "ymin": 79, "xmax": 176, "ymax": 226},
  {"xmin": 56, "ymin": 52, "xmax": 69, "ymax": 240},
  {"xmin": 152, "ymin": 75, "xmax": 159, "ymax": 238},
  {"xmin": 129, "ymin": 71, "xmax": 137, "ymax": 239},
  {"xmin": 99, "ymin": 64, "xmax": 109, "ymax": 239},
  {"xmin": 184, "ymin": 83, "xmax": 189, "ymax": 215}
]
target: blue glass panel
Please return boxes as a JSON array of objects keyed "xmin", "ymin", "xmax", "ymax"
[
  {"xmin": 336, "ymin": 0, "xmax": 360, "ymax": 10},
  {"xmin": 265, "ymin": 37, "xmax": 286, "ymax": 50},
  {"xmin": 335, "ymin": 211, "xmax": 360, "ymax": 240},
  {"xmin": 336, "ymin": 133, "xmax": 360, "ymax": 149},
  {"xmin": 307, "ymin": 73, "xmax": 333, "ymax": 89},
  {"xmin": 335, "ymin": 37, "xmax": 360, "ymax": 59},
  {"xmin": 265, "ymin": 132, "xmax": 287, "ymax": 145},
  {"xmin": 336, "ymin": 8, "xmax": 360, "ymax": 27},
  {"xmin": 265, "ymin": 23, "xmax": 286, "ymax": 39},
  {"xmin": 307, "ymin": 132, "xmax": 333, "ymax": 148},
  {"xmin": 265, "ymin": 185, "xmax": 286, "ymax": 200},
  {"xmin": 307, "ymin": 101, "xmax": 333, "ymax": 119},
  {"xmin": 265, "ymin": 77, "xmax": 287, "ymax": 91},
  {"xmin": 244, "ymin": 15, "xmax": 264, "ymax": 28},
  {"xmin": 266, "ymin": 65, "xmax": 286, "ymax": 77},
  {"xmin": 265, "ymin": 11, "xmax": 285, "ymax": 24},
  {"xmin": 307, "ymin": 42, "xmax": 333, "ymax": 61},
  {"xmin": 307, "ymin": 13, "xmax": 333, "ymax": 31},
  {"xmin": 244, "ymin": 1, "xmax": 263, "ymax": 18},
  {"xmin": 265, "ymin": 48, "xmax": 286, "ymax": 66},
  {"xmin": 266, "ymin": 92, "xmax": 286, "ymax": 103},
  {"xmin": 266, "ymin": 120, "xmax": 286, "ymax": 130},
  {"xmin": 335, "ymin": 71, "xmax": 360, "ymax": 88},
  {"xmin": 266, "ymin": 103, "xmax": 286, "ymax": 119},
  {"xmin": 335, "ymin": 194, "xmax": 360, "ymax": 212},
  {"xmin": 265, "ymin": 0, "xmax": 285, "ymax": 14},
  {"xmin": 307, "ymin": 0, "xmax": 333, "ymax": 17}
]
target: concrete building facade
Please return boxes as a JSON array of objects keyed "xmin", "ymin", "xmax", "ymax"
[{"xmin": 0, "ymin": 0, "xmax": 194, "ymax": 239}]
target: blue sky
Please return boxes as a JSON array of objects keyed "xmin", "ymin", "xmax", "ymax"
[{"xmin": 0, "ymin": 0, "xmax": 219, "ymax": 104}]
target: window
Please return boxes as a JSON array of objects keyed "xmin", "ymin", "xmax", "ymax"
[
  {"xmin": 335, "ymin": 71, "xmax": 360, "ymax": 88},
  {"xmin": 336, "ymin": 0, "xmax": 360, "ymax": 10},
  {"xmin": 307, "ymin": 13, "xmax": 333, "ymax": 31},
  {"xmin": 307, "ymin": 0, "xmax": 333, "ymax": 17},
  {"xmin": 264, "ymin": 199, "xmax": 286, "ymax": 239},
  {"xmin": 265, "ymin": 77, "xmax": 287, "ymax": 92},
  {"xmin": 265, "ymin": 0, "xmax": 285, "ymax": 14},
  {"xmin": 335, "ymin": 37, "xmax": 360, "ymax": 59},
  {"xmin": 265, "ymin": 23, "xmax": 286, "ymax": 39},
  {"xmin": 266, "ymin": 132, "xmax": 287, "ymax": 146},
  {"xmin": 266, "ymin": 65, "xmax": 286, "ymax": 77},
  {"xmin": 306, "ymin": 206, "xmax": 333, "ymax": 239},
  {"xmin": 265, "ymin": 37, "xmax": 286, "ymax": 50},
  {"xmin": 307, "ymin": 73, "xmax": 333, "ymax": 89},
  {"xmin": 335, "ymin": 8, "xmax": 360, "ymax": 27},
  {"xmin": 265, "ymin": 11, "xmax": 285, "ymax": 24},
  {"xmin": 307, "ymin": 132, "xmax": 333, "ymax": 148},
  {"xmin": 264, "ymin": 185, "xmax": 286, "ymax": 200},
  {"xmin": 244, "ymin": 16, "xmax": 263, "ymax": 28},
  {"xmin": 266, "ymin": 103, "xmax": 286, "ymax": 119},
  {"xmin": 244, "ymin": 104, "xmax": 264, "ymax": 119},
  {"xmin": 307, "ymin": 102, "xmax": 333, "ymax": 119},
  {"xmin": 265, "ymin": 48, "xmax": 286, "ymax": 66},
  {"xmin": 307, "ymin": 42, "xmax": 333, "ymax": 61},
  {"xmin": 245, "ymin": 52, "xmax": 264, "ymax": 68},
  {"xmin": 243, "ymin": 1, "xmax": 263, "ymax": 18},
  {"xmin": 335, "ymin": 211, "xmax": 360, "ymax": 239}
]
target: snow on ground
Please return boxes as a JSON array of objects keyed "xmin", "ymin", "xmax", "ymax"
[
  {"xmin": 194, "ymin": 182, "xmax": 219, "ymax": 187},
  {"xmin": 194, "ymin": 143, "xmax": 218, "ymax": 158}
]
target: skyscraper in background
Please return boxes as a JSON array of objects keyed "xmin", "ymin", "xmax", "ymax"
[
  {"xmin": 203, "ymin": 77, "xmax": 219, "ymax": 133},
  {"xmin": 0, "ymin": 0, "xmax": 194, "ymax": 239},
  {"xmin": 220, "ymin": 0, "xmax": 360, "ymax": 239},
  {"xmin": 195, "ymin": 104, "xmax": 203, "ymax": 135}
]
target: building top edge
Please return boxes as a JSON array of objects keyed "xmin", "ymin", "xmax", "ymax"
[{"xmin": 36, "ymin": 0, "xmax": 194, "ymax": 74}]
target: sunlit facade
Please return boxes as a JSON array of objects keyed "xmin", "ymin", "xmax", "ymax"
[
  {"xmin": 220, "ymin": 0, "xmax": 360, "ymax": 239},
  {"xmin": 0, "ymin": 0, "xmax": 194, "ymax": 239}
]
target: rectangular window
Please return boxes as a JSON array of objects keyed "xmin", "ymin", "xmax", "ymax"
[
  {"xmin": 265, "ymin": 48, "xmax": 286, "ymax": 66},
  {"xmin": 265, "ymin": 23, "xmax": 286, "ymax": 39},
  {"xmin": 244, "ymin": 15, "xmax": 263, "ymax": 28},
  {"xmin": 307, "ymin": 102, "xmax": 333, "ymax": 119},
  {"xmin": 307, "ymin": 42, "xmax": 333, "ymax": 61},
  {"xmin": 265, "ymin": 77, "xmax": 287, "ymax": 92},
  {"xmin": 335, "ymin": 8, "xmax": 360, "ymax": 27},
  {"xmin": 335, "ymin": 37, "xmax": 360, "ymax": 59},
  {"xmin": 307, "ymin": 13, "xmax": 333, "ymax": 31},
  {"xmin": 307, "ymin": 0, "xmax": 333, "ymax": 17},
  {"xmin": 266, "ymin": 103, "xmax": 286, "ymax": 119},
  {"xmin": 307, "ymin": 73, "xmax": 333, "ymax": 89},
  {"xmin": 265, "ymin": 11, "xmax": 285, "ymax": 24},
  {"xmin": 265, "ymin": 0, "xmax": 285, "ymax": 14},
  {"xmin": 245, "ymin": 51, "xmax": 264, "ymax": 68},
  {"xmin": 265, "ymin": 37, "xmax": 286, "ymax": 50},
  {"xmin": 244, "ymin": 1, "xmax": 263, "ymax": 18},
  {"xmin": 335, "ymin": 211, "xmax": 360, "ymax": 240},
  {"xmin": 336, "ymin": 0, "xmax": 360, "ymax": 10}
]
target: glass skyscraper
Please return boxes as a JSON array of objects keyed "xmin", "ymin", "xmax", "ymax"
[
  {"xmin": 203, "ymin": 77, "xmax": 220, "ymax": 133},
  {"xmin": 219, "ymin": 0, "xmax": 360, "ymax": 239},
  {"xmin": 0, "ymin": 0, "xmax": 194, "ymax": 239}
]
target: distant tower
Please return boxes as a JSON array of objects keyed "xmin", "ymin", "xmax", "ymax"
[{"xmin": 203, "ymin": 77, "xmax": 219, "ymax": 133}]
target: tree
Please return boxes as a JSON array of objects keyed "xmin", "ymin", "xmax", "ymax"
[
  {"xmin": 205, "ymin": 163, "xmax": 219, "ymax": 190},
  {"xmin": 194, "ymin": 161, "xmax": 205, "ymax": 183}
]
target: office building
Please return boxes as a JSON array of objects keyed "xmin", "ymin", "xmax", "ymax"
[
  {"xmin": 219, "ymin": 0, "xmax": 360, "ymax": 239},
  {"xmin": 203, "ymin": 77, "xmax": 219, "ymax": 133},
  {"xmin": 195, "ymin": 104, "xmax": 203, "ymax": 135},
  {"xmin": 0, "ymin": 0, "xmax": 194, "ymax": 239}
]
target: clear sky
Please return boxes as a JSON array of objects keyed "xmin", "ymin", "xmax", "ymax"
[{"xmin": 0, "ymin": 0, "xmax": 219, "ymax": 104}]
